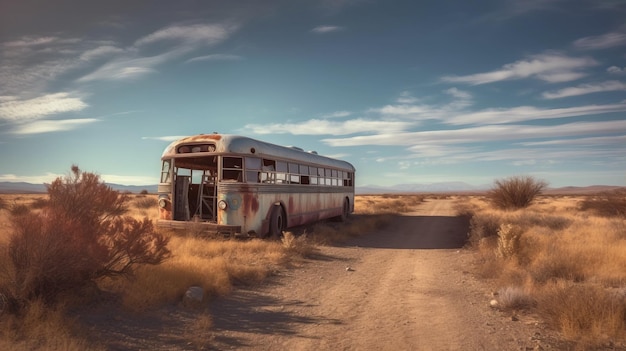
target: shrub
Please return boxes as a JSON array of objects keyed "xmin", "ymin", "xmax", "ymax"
[
  {"xmin": 488, "ymin": 176, "xmax": 548, "ymax": 210},
  {"xmin": 579, "ymin": 189, "xmax": 626, "ymax": 218},
  {"xmin": 496, "ymin": 223, "xmax": 523, "ymax": 259},
  {"xmin": 537, "ymin": 281, "xmax": 626, "ymax": 344},
  {"xmin": 139, "ymin": 189, "xmax": 149, "ymax": 195},
  {"xmin": 468, "ymin": 213, "xmax": 501, "ymax": 246},
  {"xmin": 0, "ymin": 197, "xmax": 5, "ymax": 211},
  {"xmin": 282, "ymin": 231, "xmax": 315, "ymax": 257},
  {"xmin": 0, "ymin": 165, "xmax": 171, "ymax": 312},
  {"xmin": 30, "ymin": 197, "xmax": 48, "ymax": 210},
  {"xmin": 496, "ymin": 286, "xmax": 536, "ymax": 310}
]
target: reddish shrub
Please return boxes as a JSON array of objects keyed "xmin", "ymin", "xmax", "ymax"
[{"xmin": 1, "ymin": 166, "xmax": 170, "ymax": 311}]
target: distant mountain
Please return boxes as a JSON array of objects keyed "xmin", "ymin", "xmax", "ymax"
[
  {"xmin": 0, "ymin": 182, "xmax": 47, "ymax": 193},
  {"xmin": 0, "ymin": 182, "xmax": 158, "ymax": 194}
]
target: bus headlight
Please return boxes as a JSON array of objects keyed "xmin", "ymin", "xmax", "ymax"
[
  {"xmin": 218, "ymin": 200, "xmax": 228, "ymax": 210},
  {"xmin": 158, "ymin": 198, "xmax": 169, "ymax": 208}
]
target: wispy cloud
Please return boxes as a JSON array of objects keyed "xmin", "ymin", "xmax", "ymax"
[
  {"xmin": 321, "ymin": 110, "xmax": 352, "ymax": 118},
  {"xmin": 607, "ymin": 66, "xmax": 626, "ymax": 75},
  {"xmin": 520, "ymin": 135, "xmax": 626, "ymax": 146},
  {"xmin": 100, "ymin": 174, "xmax": 160, "ymax": 186},
  {"xmin": 371, "ymin": 88, "xmax": 472, "ymax": 120},
  {"xmin": 134, "ymin": 23, "xmax": 233, "ymax": 47},
  {"xmin": 77, "ymin": 23, "xmax": 238, "ymax": 82},
  {"xmin": 542, "ymin": 81, "xmax": 626, "ymax": 99},
  {"xmin": 311, "ymin": 25, "xmax": 343, "ymax": 33},
  {"xmin": 321, "ymin": 119, "xmax": 626, "ymax": 147},
  {"xmin": 574, "ymin": 31, "xmax": 626, "ymax": 50},
  {"xmin": 185, "ymin": 54, "xmax": 243, "ymax": 63},
  {"xmin": 0, "ymin": 93, "xmax": 88, "ymax": 122},
  {"xmin": 0, "ymin": 172, "xmax": 63, "ymax": 184},
  {"xmin": 10, "ymin": 118, "xmax": 99, "ymax": 135},
  {"xmin": 244, "ymin": 118, "xmax": 413, "ymax": 135},
  {"xmin": 142, "ymin": 136, "xmax": 189, "ymax": 142},
  {"xmin": 441, "ymin": 53, "xmax": 597, "ymax": 85},
  {"xmin": 445, "ymin": 103, "xmax": 626, "ymax": 125}
]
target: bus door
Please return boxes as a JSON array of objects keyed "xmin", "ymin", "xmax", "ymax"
[
  {"xmin": 174, "ymin": 175, "xmax": 191, "ymax": 220},
  {"xmin": 194, "ymin": 170, "xmax": 217, "ymax": 222}
]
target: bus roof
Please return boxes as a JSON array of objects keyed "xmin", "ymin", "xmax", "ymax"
[{"xmin": 162, "ymin": 134, "xmax": 355, "ymax": 171}]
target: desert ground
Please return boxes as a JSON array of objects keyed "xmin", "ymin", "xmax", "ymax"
[{"xmin": 79, "ymin": 198, "xmax": 554, "ymax": 350}]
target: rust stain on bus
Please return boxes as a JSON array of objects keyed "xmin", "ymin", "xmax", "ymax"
[{"xmin": 181, "ymin": 134, "xmax": 222, "ymax": 143}]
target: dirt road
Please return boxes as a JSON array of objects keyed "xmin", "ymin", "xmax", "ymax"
[{"xmin": 207, "ymin": 199, "xmax": 547, "ymax": 351}]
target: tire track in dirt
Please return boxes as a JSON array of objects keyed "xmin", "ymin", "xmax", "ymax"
[{"xmin": 207, "ymin": 199, "xmax": 545, "ymax": 350}]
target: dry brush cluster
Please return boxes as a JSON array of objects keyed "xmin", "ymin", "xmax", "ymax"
[{"xmin": 460, "ymin": 178, "xmax": 626, "ymax": 348}]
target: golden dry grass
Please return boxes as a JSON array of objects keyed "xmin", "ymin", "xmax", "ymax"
[
  {"xmin": 0, "ymin": 193, "xmax": 423, "ymax": 349},
  {"xmin": 460, "ymin": 194, "xmax": 626, "ymax": 347}
]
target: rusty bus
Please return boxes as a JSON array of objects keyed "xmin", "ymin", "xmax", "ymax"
[{"xmin": 156, "ymin": 134, "xmax": 355, "ymax": 238}]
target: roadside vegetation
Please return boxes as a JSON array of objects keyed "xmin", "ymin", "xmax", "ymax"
[
  {"xmin": 0, "ymin": 170, "xmax": 424, "ymax": 350},
  {"xmin": 458, "ymin": 176, "xmax": 626, "ymax": 349}
]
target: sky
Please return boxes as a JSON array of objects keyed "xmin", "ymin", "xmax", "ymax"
[{"xmin": 0, "ymin": 0, "xmax": 625, "ymax": 188}]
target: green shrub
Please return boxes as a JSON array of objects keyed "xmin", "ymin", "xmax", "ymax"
[{"xmin": 488, "ymin": 176, "xmax": 548, "ymax": 210}]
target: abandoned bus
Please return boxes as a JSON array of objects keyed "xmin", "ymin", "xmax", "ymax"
[{"xmin": 156, "ymin": 134, "xmax": 355, "ymax": 237}]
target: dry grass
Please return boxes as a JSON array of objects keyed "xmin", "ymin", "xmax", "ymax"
[
  {"xmin": 0, "ymin": 192, "xmax": 424, "ymax": 348},
  {"xmin": 0, "ymin": 299, "xmax": 103, "ymax": 351},
  {"xmin": 461, "ymin": 194, "xmax": 626, "ymax": 347}
]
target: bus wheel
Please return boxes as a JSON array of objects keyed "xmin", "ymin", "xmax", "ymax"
[
  {"xmin": 339, "ymin": 198, "xmax": 350, "ymax": 222},
  {"xmin": 269, "ymin": 206, "xmax": 284, "ymax": 239}
]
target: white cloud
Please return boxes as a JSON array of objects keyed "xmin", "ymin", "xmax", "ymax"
[
  {"xmin": 11, "ymin": 118, "xmax": 98, "ymax": 135},
  {"xmin": 0, "ymin": 93, "xmax": 88, "ymax": 121},
  {"xmin": 244, "ymin": 118, "xmax": 413, "ymax": 135},
  {"xmin": 574, "ymin": 31, "xmax": 626, "ymax": 50},
  {"xmin": 519, "ymin": 135, "xmax": 626, "ymax": 146},
  {"xmin": 542, "ymin": 81, "xmax": 626, "ymax": 99},
  {"xmin": 185, "ymin": 54, "xmax": 243, "ymax": 63},
  {"xmin": 607, "ymin": 66, "xmax": 626, "ymax": 74},
  {"xmin": 321, "ymin": 119, "xmax": 626, "ymax": 146},
  {"xmin": 441, "ymin": 53, "xmax": 597, "ymax": 85},
  {"xmin": 79, "ymin": 45, "xmax": 125, "ymax": 61},
  {"xmin": 100, "ymin": 174, "xmax": 160, "ymax": 186},
  {"xmin": 0, "ymin": 172, "xmax": 63, "ymax": 184},
  {"xmin": 445, "ymin": 103, "xmax": 626, "ymax": 125},
  {"xmin": 78, "ymin": 23, "xmax": 238, "ymax": 83},
  {"xmin": 396, "ymin": 91, "xmax": 418, "ymax": 104},
  {"xmin": 134, "ymin": 23, "xmax": 233, "ymax": 47},
  {"xmin": 321, "ymin": 110, "xmax": 351, "ymax": 118},
  {"xmin": 311, "ymin": 25, "xmax": 343, "ymax": 33},
  {"xmin": 142, "ymin": 135, "xmax": 189, "ymax": 142}
]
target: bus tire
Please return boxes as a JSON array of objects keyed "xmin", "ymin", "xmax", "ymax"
[
  {"xmin": 269, "ymin": 205, "xmax": 284, "ymax": 239},
  {"xmin": 337, "ymin": 198, "xmax": 350, "ymax": 222}
]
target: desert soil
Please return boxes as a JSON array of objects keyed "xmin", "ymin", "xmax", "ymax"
[{"xmin": 84, "ymin": 198, "xmax": 555, "ymax": 350}]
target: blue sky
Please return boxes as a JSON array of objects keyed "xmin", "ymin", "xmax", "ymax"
[{"xmin": 1, "ymin": 0, "xmax": 625, "ymax": 188}]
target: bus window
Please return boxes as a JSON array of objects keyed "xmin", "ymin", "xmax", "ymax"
[
  {"xmin": 290, "ymin": 175, "xmax": 300, "ymax": 184},
  {"xmin": 288, "ymin": 163, "xmax": 299, "ymax": 174},
  {"xmin": 261, "ymin": 159, "xmax": 276, "ymax": 183},
  {"xmin": 161, "ymin": 160, "xmax": 171, "ymax": 183},
  {"xmin": 310, "ymin": 176, "xmax": 318, "ymax": 185},
  {"xmin": 276, "ymin": 161, "xmax": 288, "ymax": 183},
  {"xmin": 246, "ymin": 157, "xmax": 262, "ymax": 170},
  {"xmin": 245, "ymin": 157, "xmax": 262, "ymax": 183},
  {"xmin": 222, "ymin": 157, "xmax": 242, "ymax": 182}
]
